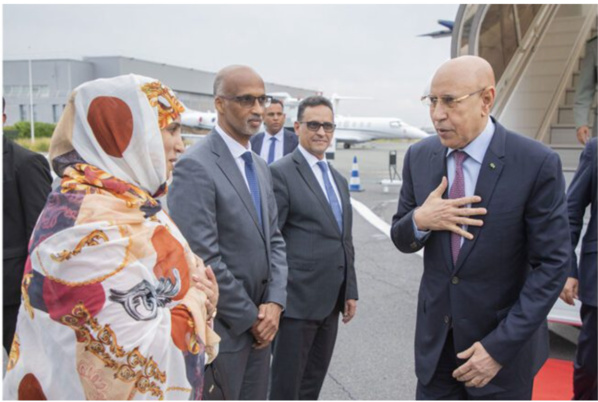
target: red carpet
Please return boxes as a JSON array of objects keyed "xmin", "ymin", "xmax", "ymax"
[{"xmin": 533, "ymin": 358, "xmax": 574, "ymax": 400}]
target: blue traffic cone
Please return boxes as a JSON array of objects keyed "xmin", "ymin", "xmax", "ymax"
[{"xmin": 349, "ymin": 156, "xmax": 364, "ymax": 192}]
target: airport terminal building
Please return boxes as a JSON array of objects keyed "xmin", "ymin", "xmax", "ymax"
[{"xmin": 2, "ymin": 56, "xmax": 317, "ymax": 126}]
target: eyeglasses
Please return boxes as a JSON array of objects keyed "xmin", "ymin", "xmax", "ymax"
[
  {"xmin": 219, "ymin": 94, "xmax": 272, "ymax": 108},
  {"xmin": 299, "ymin": 121, "xmax": 336, "ymax": 133},
  {"xmin": 421, "ymin": 87, "xmax": 487, "ymax": 109}
]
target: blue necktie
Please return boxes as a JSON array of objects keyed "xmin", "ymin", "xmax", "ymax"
[
  {"xmin": 317, "ymin": 161, "xmax": 343, "ymax": 232},
  {"xmin": 267, "ymin": 136, "xmax": 277, "ymax": 165},
  {"xmin": 241, "ymin": 152, "xmax": 262, "ymax": 227}
]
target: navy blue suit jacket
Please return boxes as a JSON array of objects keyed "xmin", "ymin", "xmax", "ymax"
[
  {"xmin": 391, "ymin": 119, "xmax": 570, "ymax": 395},
  {"xmin": 250, "ymin": 129, "xmax": 298, "ymax": 158},
  {"xmin": 567, "ymin": 138, "xmax": 597, "ymax": 307}
]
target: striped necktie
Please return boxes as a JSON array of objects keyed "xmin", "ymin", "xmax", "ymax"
[
  {"xmin": 241, "ymin": 152, "xmax": 262, "ymax": 227},
  {"xmin": 317, "ymin": 161, "xmax": 343, "ymax": 232},
  {"xmin": 449, "ymin": 150, "xmax": 467, "ymax": 265}
]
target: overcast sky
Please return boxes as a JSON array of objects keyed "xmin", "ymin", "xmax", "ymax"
[{"xmin": 3, "ymin": 4, "xmax": 459, "ymax": 128}]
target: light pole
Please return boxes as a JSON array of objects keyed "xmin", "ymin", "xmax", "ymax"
[{"xmin": 28, "ymin": 57, "xmax": 35, "ymax": 143}]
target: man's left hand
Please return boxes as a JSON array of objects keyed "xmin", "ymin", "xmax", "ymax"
[
  {"xmin": 342, "ymin": 299, "xmax": 357, "ymax": 324},
  {"xmin": 252, "ymin": 303, "xmax": 282, "ymax": 347},
  {"xmin": 453, "ymin": 342, "xmax": 502, "ymax": 388}
]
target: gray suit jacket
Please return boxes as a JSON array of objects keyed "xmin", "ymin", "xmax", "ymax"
[
  {"xmin": 168, "ymin": 129, "xmax": 288, "ymax": 352},
  {"xmin": 270, "ymin": 149, "xmax": 358, "ymax": 320}
]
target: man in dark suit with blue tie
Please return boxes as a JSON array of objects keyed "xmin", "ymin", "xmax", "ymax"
[
  {"xmin": 391, "ymin": 56, "xmax": 570, "ymax": 399},
  {"xmin": 250, "ymin": 98, "xmax": 298, "ymax": 164},
  {"xmin": 269, "ymin": 96, "xmax": 358, "ymax": 400},
  {"xmin": 559, "ymin": 137, "xmax": 597, "ymax": 400}
]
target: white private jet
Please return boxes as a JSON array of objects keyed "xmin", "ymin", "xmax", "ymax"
[
  {"xmin": 269, "ymin": 92, "xmax": 429, "ymax": 148},
  {"xmin": 180, "ymin": 103, "xmax": 217, "ymax": 130}
]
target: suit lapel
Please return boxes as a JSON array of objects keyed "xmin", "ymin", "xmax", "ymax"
[
  {"xmin": 252, "ymin": 133, "xmax": 264, "ymax": 154},
  {"xmin": 283, "ymin": 130, "xmax": 296, "ymax": 155},
  {"xmin": 210, "ymin": 132, "xmax": 265, "ymax": 239},
  {"xmin": 293, "ymin": 150, "xmax": 342, "ymax": 234},
  {"xmin": 454, "ymin": 122, "xmax": 506, "ymax": 273},
  {"xmin": 429, "ymin": 144, "xmax": 453, "ymax": 272}
]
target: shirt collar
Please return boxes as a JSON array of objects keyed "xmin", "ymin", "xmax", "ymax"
[
  {"xmin": 215, "ymin": 124, "xmax": 251, "ymax": 159},
  {"xmin": 265, "ymin": 128, "xmax": 285, "ymax": 140},
  {"xmin": 298, "ymin": 144, "xmax": 326, "ymax": 168},
  {"xmin": 446, "ymin": 118, "xmax": 495, "ymax": 164}
]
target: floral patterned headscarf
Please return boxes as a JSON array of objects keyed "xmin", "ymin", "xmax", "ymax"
[{"xmin": 49, "ymin": 74, "xmax": 185, "ymax": 196}]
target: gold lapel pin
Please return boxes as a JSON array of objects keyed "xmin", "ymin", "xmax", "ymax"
[{"xmin": 489, "ymin": 162, "xmax": 496, "ymax": 169}]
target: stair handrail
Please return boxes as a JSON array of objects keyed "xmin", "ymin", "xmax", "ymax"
[
  {"xmin": 536, "ymin": 7, "xmax": 597, "ymax": 143},
  {"xmin": 492, "ymin": 5, "xmax": 559, "ymax": 119}
]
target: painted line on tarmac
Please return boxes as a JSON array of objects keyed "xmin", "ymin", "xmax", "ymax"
[{"xmin": 350, "ymin": 197, "xmax": 424, "ymax": 258}]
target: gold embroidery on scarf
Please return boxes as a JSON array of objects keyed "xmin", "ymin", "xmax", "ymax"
[
  {"xmin": 187, "ymin": 317, "xmax": 201, "ymax": 355},
  {"xmin": 166, "ymin": 386, "xmax": 192, "ymax": 393},
  {"xmin": 6, "ymin": 334, "xmax": 20, "ymax": 371},
  {"xmin": 35, "ymin": 228, "xmax": 132, "ymax": 286},
  {"xmin": 140, "ymin": 82, "xmax": 185, "ymax": 129},
  {"xmin": 50, "ymin": 230, "xmax": 109, "ymax": 262},
  {"xmin": 21, "ymin": 273, "xmax": 34, "ymax": 319},
  {"xmin": 62, "ymin": 303, "xmax": 166, "ymax": 399},
  {"xmin": 60, "ymin": 165, "xmax": 159, "ymax": 209}
]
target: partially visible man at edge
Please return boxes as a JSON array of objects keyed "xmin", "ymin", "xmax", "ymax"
[
  {"xmin": 168, "ymin": 65, "xmax": 288, "ymax": 400},
  {"xmin": 391, "ymin": 56, "xmax": 570, "ymax": 399},
  {"xmin": 3, "ymin": 97, "xmax": 52, "ymax": 353}
]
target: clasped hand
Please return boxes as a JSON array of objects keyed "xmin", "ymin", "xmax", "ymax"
[
  {"xmin": 190, "ymin": 255, "xmax": 219, "ymax": 319},
  {"xmin": 414, "ymin": 177, "xmax": 487, "ymax": 240},
  {"xmin": 251, "ymin": 303, "xmax": 282, "ymax": 349}
]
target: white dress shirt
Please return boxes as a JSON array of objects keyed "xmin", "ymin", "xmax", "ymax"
[
  {"xmin": 298, "ymin": 145, "xmax": 342, "ymax": 211},
  {"xmin": 215, "ymin": 124, "xmax": 253, "ymax": 191},
  {"xmin": 258, "ymin": 129, "xmax": 285, "ymax": 163}
]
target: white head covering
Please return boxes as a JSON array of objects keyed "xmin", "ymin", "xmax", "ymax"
[{"xmin": 50, "ymin": 74, "xmax": 184, "ymax": 196}]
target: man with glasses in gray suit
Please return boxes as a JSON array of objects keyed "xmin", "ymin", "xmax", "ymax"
[
  {"xmin": 269, "ymin": 96, "xmax": 358, "ymax": 400},
  {"xmin": 169, "ymin": 65, "xmax": 288, "ymax": 400}
]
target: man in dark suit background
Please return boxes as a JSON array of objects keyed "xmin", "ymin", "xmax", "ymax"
[
  {"xmin": 169, "ymin": 66, "xmax": 288, "ymax": 400},
  {"xmin": 3, "ymin": 98, "xmax": 52, "ymax": 353},
  {"xmin": 559, "ymin": 137, "xmax": 597, "ymax": 400},
  {"xmin": 269, "ymin": 96, "xmax": 358, "ymax": 400},
  {"xmin": 391, "ymin": 56, "xmax": 570, "ymax": 399},
  {"xmin": 250, "ymin": 98, "xmax": 298, "ymax": 164}
]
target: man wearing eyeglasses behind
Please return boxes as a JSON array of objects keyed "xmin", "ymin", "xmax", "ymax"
[
  {"xmin": 169, "ymin": 65, "xmax": 288, "ymax": 400},
  {"xmin": 391, "ymin": 56, "xmax": 570, "ymax": 400},
  {"xmin": 268, "ymin": 96, "xmax": 358, "ymax": 400}
]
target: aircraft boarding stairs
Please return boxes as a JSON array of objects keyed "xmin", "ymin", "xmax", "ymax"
[{"xmin": 452, "ymin": 4, "xmax": 597, "ymax": 185}]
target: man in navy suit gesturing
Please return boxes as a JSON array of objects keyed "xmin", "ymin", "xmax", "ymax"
[{"xmin": 391, "ymin": 56, "xmax": 570, "ymax": 399}]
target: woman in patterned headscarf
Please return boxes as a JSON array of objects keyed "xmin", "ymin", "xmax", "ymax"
[{"xmin": 3, "ymin": 74, "xmax": 220, "ymax": 400}]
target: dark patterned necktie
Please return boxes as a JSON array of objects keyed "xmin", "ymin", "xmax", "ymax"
[
  {"xmin": 241, "ymin": 152, "xmax": 262, "ymax": 227},
  {"xmin": 267, "ymin": 137, "xmax": 276, "ymax": 165},
  {"xmin": 317, "ymin": 161, "xmax": 343, "ymax": 232},
  {"xmin": 449, "ymin": 151, "xmax": 467, "ymax": 265}
]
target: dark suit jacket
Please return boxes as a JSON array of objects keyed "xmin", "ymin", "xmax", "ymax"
[
  {"xmin": 250, "ymin": 129, "xmax": 298, "ymax": 158},
  {"xmin": 391, "ymin": 119, "xmax": 570, "ymax": 395},
  {"xmin": 567, "ymin": 137, "xmax": 597, "ymax": 307},
  {"xmin": 168, "ymin": 130, "xmax": 288, "ymax": 352},
  {"xmin": 3, "ymin": 137, "xmax": 52, "ymax": 306},
  {"xmin": 270, "ymin": 149, "xmax": 358, "ymax": 320}
]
